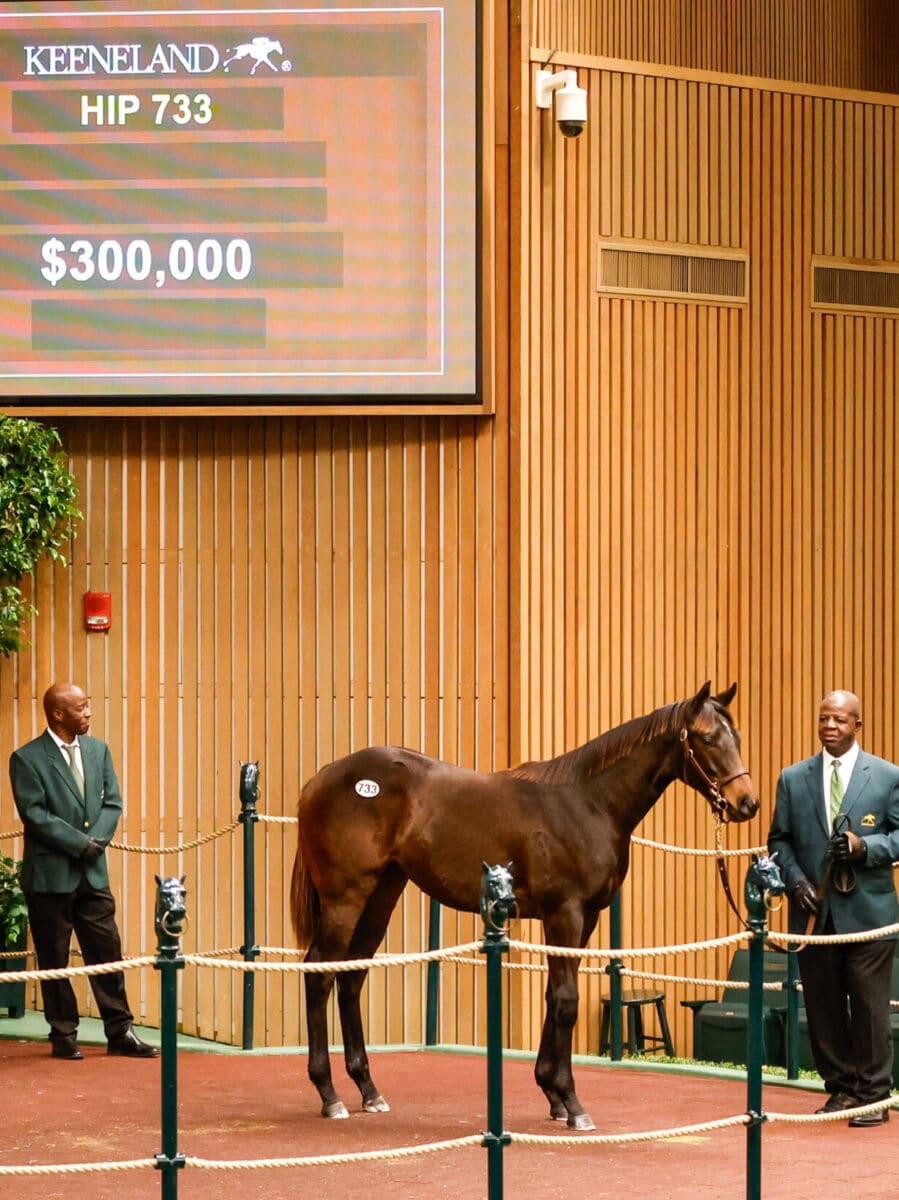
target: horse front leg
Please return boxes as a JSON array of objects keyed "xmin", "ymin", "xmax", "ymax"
[
  {"xmin": 538, "ymin": 955, "xmax": 594, "ymax": 1130},
  {"xmin": 535, "ymin": 975, "xmax": 567, "ymax": 1121}
]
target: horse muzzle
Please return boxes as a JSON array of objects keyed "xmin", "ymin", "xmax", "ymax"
[{"xmin": 720, "ymin": 778, "xmax": 760, "ymax": 822}]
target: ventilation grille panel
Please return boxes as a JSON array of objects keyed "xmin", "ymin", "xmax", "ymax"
[
  {"xmin": 813, "ymin": 262, "xmax": 899, "ymax": 314},
  {"xmin": 597, "ymin": 242, "xmax": 748, "ymax": 303}
]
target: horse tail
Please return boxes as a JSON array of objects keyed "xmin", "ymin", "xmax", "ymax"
[{"xmin": 289, "ymin": 833, "xmax": 319, "ymax": 948}]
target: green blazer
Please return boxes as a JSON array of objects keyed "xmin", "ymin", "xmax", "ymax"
[
  {"xmin": 768, "ymin": 749, "xmax": 899, "ymax": 936},
  {"xmin": 9, "ymin": 731, "xmax": 123, "ymax": 893}
]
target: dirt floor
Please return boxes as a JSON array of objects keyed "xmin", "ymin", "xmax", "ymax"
[{"xmin": 1, "ymin": 1029, "xmax": 897, "ymax": 1200}]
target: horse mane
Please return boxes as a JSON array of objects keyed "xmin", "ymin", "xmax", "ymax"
[{"xmin": 509, "ymin": 695, "xmax": 727, "ymax": 785}]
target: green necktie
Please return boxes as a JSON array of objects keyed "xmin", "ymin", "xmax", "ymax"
[
  {"xmin": 830, "ymin": 759, "xmax": 843, "ymax": 821},
  {"xmin": 63, "ymin": 743, "xmax": 85, "ymax": 798}
]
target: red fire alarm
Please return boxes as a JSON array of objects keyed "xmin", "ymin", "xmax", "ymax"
[{"xmin": 84, "ymin": 592, "xmax": 112, "ymax": 631}]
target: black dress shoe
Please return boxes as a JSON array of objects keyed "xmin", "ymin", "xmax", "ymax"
[
  {"xmin": 107, "ymin": 1028, "xmax": 159, "ymax": 1058},
  {"xmin": 51, "ymin": 1039, "xmax": 83, "ymax": 1060},
  {"xmin": 849, "ymin": 1108, "xmax": 890, "ymax": 1128},
  {"xmin": 815, "ymin": 1092, "xmax": 857, "ymax": 1113}
]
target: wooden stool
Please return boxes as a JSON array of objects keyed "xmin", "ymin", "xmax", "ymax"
[{"xmin": 599, "ymin": 988, "xmax": 675, "ymax": 1056}]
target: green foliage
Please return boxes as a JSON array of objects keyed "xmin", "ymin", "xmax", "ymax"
[
  {"xmin": 0, "ymin": 416, "xmax": 82, "ymax": 655},
  {"xmin": 0, "ymin": 853, "xmax": 27, "ymax": 946}
]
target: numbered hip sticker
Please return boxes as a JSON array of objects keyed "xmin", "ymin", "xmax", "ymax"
[{"xmin": 354, "ymin": 779, "xmax": 380, "ymax": 798}]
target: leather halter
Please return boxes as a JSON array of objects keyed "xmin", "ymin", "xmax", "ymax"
[
  {"xmin": 679, "ymin": 726, "xmax": 749, "ymax": 822},
  {"xmin": 679, "ymin": 726, "xmax": 755, "ymax": 927}
]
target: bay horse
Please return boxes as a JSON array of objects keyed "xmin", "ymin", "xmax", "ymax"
[{"xmin": 290, "ymin": 682, "xmax": 758, "ymax": 1130}]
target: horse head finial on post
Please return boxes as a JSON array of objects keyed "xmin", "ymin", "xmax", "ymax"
[
  {"xmin": 239, "ymin": 760, "xmax": 260, "ymax": 815},
  {"xmin": 155, "ymin": 875, "xmax": 188, "ymax": 950},
  {"xmin": 480, "ymin": 861, "xmax": 517, "ymax": 937},
  {"xmin": 744, "ymin": 853, "xmax": 785, "ymax": 927}
]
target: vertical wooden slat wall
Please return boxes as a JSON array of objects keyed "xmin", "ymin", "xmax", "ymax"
[
  {"xmin": 0, "ymin": 415, "xmax": 504, "ymax": 1048},
  {"xmin": 513, "ymin": 6, "xmax": 899, "ymax": 1058},
  {"xmin": 532, "ymin": 0, "xmax": 899, "ymax": 94}
]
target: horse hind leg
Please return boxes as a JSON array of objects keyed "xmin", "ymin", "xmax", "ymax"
[
  {"xmin": 304, "ymin": 959, "xmax": 347, "ymax": 1119},
  {"xmin": 304, "ymin": 894, "xmax": 379, "ymax": 1120},
  {"xmin": 337, "ymin": 864, "xmax": 408, "ymax": 1114}
]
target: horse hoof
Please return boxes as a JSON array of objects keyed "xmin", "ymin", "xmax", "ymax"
[
  {"xmin": 550, "ymin": 1104, "xmax": 568, "ymax": 1122},
  {"xmin": 322, "ymin": 1101, "xmax": 350, "ymax": 1119},
  {"xmin": 362, "ymin": 1095, "xmax": 391, "ymax": 1114},
  {"xmin": 567, "ymin": 1112, "xmax": 596, "ymax": 1132}
]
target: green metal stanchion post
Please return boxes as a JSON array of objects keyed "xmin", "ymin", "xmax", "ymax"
[
  {"xmin": 154, "ymin": 876, "xmax": 187, "ymax": 1198},
  {"xmin": 480, "ymin": 864, "xmax": 515, "ymax": 1200},
  {"xmin": 607, "ymin": 892, "xmax": 624, "ymax": 1059},
  {"xmin": 425, "ymin": 898, "xmax": 441, "ymax": 1046},
  {"xmin": 743, "ymin": 855, "xmax": 785, "ymax": 1200},
  {"xmin": 785, "ymin": 949, "xmax": 801, "ymax": 1079},
  {"xmin": 239, "ymin": 761, "xmax": 260, "ymax": 1051}
]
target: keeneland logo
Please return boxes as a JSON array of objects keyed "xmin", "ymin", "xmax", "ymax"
[{"xmin": 22, "ymin": 35, "xmax": 290, "ymax": 76}]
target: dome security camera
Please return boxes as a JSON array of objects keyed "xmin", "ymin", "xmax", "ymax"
[
  {"xmin": 535, "ymin": 68, "xmax": 587, "ymax": 139},
  {"xmin": 553, "ymin": 77, "xmax": 587, "ymax": 138}
]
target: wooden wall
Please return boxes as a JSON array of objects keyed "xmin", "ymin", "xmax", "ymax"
[
  {"xmin": 0, "ymin": 415, "xmax": 506, "ymax": 1047},
  {"xmin": 2, "ymin": 1, "xmax": 899, "ymax": 1065},
  {"xmin": 514, "ymin": 5, "xmax": 899, "ymax": 1057},
  {"xmin": 532, "ymin": 0, "xmax": 899, "ymax": 94}
]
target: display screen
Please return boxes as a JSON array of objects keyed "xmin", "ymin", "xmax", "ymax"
[{"xmin": 0, "ymin": 0, "xmax": 482, "ymax": 410}]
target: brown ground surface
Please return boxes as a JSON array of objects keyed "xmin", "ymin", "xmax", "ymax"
[{"xmin": 0, "ymin": 1036, "xmax": 897, "ymax": 1200}]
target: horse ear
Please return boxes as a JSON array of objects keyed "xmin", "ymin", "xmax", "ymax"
[
  {"xmin": 688, "ymin": 681, "xmax": 712, "ymax": 714},
  {"xmin": 180, "ymin": 875, "xmax": 186, "ymax": 884},
  {"xmin": 716, "ymin": 682, "xmax": 738, "ymax": 708},
  {"xmin": 155, "ymin": 875, "xmax": 161, "ymax": 885}
]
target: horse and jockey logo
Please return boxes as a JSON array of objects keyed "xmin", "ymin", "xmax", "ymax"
[{"xmin": 223, "ymin": 36, "xmax": 290, "ymax": 74}]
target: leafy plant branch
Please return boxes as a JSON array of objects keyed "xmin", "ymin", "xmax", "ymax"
[{"xmin": 0, "ymin": 416, "xmax": 82, "ymax": 655}]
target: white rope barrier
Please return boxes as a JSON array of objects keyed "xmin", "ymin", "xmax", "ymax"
[
  {"xmin": 631, "ymin": 834, "xmax": 767, "ymax": 857},
  {"xmin": 510, "ymin": 1113, "xmax": 751, "ymax": 1146},
  {"xmin": 108, "ymin": 822, "xmax": 240, "ymax": 854},
  {"xmin": 4, "ymin": 923, "xmax": 893, "ymax": 989},
  {"xmin": 188, "ymin": 1134, "xmax": 484, "ymax": 1170},
  {"xmin": 1, "ymin": 817, "xmax": 773, "ymax": 862},
  {"xmin": 183, "ymin": 943, "xmax": 484, "ymax": 974},
  {"xmin": 507, "ymin": 930, "xmax": 750, "ymax": 959},
  {"xmin": 619, "ymin": 966, "xmax": 785, "ymax": 990},
  {"xmin": 767, "ymin": 921, "xmax": 899, "ymax": 948},
  {"xmin": 0, "ymin": 955, "xmax": 156, "ymax": 984},
  {"xmin": 765, "ymin": 1097, "xmax": 897, "ymax": 1124},
  {"xmin": 0, "ymin": 1160, "xmax": 156, "ymax": 1177}
]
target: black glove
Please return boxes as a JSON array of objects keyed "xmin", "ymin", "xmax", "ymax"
[
  {"xmin": 830, "ymin": 830, "xmax": 867, "ymax": 861},
  {"xmin": 791, "ymin": 877, "xmax": 819, "ymax": 915},
  {"xmin": 80, "ymin": 838, "xmax": 106, "ymax": 865}
]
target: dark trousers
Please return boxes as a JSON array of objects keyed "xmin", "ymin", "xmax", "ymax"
[
  {"xmin": 26, "ymin": 879, "xmax": 134, "ymax": 1042},
  {"xmin": 798, "ymin": 928, "xmax": 895, "ymax": 1103}
]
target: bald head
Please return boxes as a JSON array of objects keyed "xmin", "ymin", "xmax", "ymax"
[
  {"xmin": 43, "ymin": 683, "xmax": 91, "ymax": 741},
  {"xmin": 821, "ymin": 690, "xmax": 861, "ymax": 720},
  {"xmin": 818, "ymin": 690, "xmax": 862, "ymax": 757}
]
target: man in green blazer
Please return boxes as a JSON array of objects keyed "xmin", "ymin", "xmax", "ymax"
[
  {"xmin": 768, "ymin": 690, "xmax": 899, "ymax": 1126},
  {"xmin": 9, "ymin": 682, "xmax": 157, "ymax": 1060}
]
